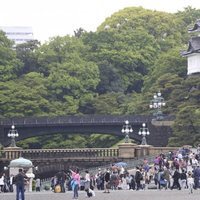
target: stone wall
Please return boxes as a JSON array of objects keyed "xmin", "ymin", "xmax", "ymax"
[{"xmin": 118, "ymin": 143, "xmax": 179, "ymax": 159}]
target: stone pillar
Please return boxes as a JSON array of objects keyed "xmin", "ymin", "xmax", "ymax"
[
  {"xmin": 138, "ymin": 145, "xmax": 152, "ymax": 157},
  {"xmin": 3, "ymin": 147, "xmax": 22, "ymax": 160},
  {"xmin": 118, "ymin": 143, "xmax": 136, "ymax": 159},
  {"xmin": 135, "ymin": 146, "xmax": 142, "ymax": 158}
]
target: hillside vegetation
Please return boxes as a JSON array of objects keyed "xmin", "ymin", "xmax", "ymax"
[{"xmin": 0, "ymin": 6, "xmax": 200, "ymax": 148}]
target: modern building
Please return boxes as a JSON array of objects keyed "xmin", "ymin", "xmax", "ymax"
[{"xmin": 0, "ymin": 26, "xmax": 34, "ymax": 45}]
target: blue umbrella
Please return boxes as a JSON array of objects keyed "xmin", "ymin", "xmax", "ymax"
[{"xmin": 114, "ymin": 162, "xmax": 127, "ymax": 167}]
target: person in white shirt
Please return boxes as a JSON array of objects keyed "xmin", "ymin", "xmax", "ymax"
[
  {"xmin": 177, "ymin": 153, "xmax": 183, "ymax": 160},
  {"xmin": 0, "ymin": 174, "xmax": 5, "ymax": 193},
  {"xmin": 120, "ymin": 167, "xmax": 125, "ymax": 175},
  {"xmin": 84, "ymin": 170, "xmax": 90, "ymax": 190},
  {"xmin": 35, "ymin": 177, "xmax": 41, "ymax": 192},
  {"xmin": 9, "ymin": 174, "xmax": 14, "ymax": 192},
  {"xmin": 187, "ymin": 171, "xmax": 194, "ymax": 194}
]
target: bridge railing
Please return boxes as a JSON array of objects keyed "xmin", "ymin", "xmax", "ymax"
[
  {"xmin": 0, "ymin": 148, "xmax": 119, "ymax": 161},
  {"xmin": 0, "ymin": 114, "xmax": 153, "ymax": 125}
]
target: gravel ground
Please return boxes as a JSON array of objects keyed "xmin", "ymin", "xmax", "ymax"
[{"xmin": 1, "ymin": 189, "xmax": 200, "ymax": 200}]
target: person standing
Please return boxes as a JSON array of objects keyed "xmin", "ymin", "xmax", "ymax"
[
  {"xmin": 51, "ymin": 175, "xmax": 57, "ymax": 191},
  {"xmin": 193, "ymin": 165, "xmax": 200, "ymax": 189},
  {"xmin": 187, "ymin": 171, "xmax": 194, "ymax": 194},
  {"xmin": 14, "ymin": 169, "xmax": 28, "ymax": 200},
  {"xmin": 9, "ymin": 174, "xmax": 14, "ymax": 192},
  {"xmin": 70, "ymin": 168, "xmax": 80, "ymax": 199},
  {"xmin": 84, "ymin": 170, "xmax": 90, "ymax": 191},
  {"xmin": 0, "ymin": 173, "xmax": 5, "ymax": 193},
  {"xmin": 163, "ymin": 166, "xmax": 170, "ymax": 189},
  {"xmin": 171, "ymin": 168, "xmax": 181, "ymax": 190},
  {"xmin": 180, "ymin": 169, "xmax": 187, "ymax": 189},
  {"xmin": 135, "ymin": 167, "xmax": 142, "ymax": 190},
  {"xmin": 35, "ymin": 177, "xmax": 41, "ymax": 192},
  {"xmin": 57, "ymin": 170, "xmax": 67, "ymax": 193},
  {"xmin": 95, "ymin": 168, "xmax": 104, "ymax": 190},
  {"xmin": 103, "ymin": 169, "xmax": 111, "ymax": 193}
]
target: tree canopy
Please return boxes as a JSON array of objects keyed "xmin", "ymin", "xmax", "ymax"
[{"xmin": 0, "ymin": 6, "xmax": 200, "ymax": 148}]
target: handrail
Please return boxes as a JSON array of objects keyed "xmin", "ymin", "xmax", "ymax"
[
  {"xmin": 0, "ymin": 115, "xmax": 154, "ymax": 125},
  {"xmin": 0, "ymin": 148, "xmax": 119, "ymax": 160},
  {"xmin": 0, "ymin": 146, "xmax": 180, "ymax": 162}
]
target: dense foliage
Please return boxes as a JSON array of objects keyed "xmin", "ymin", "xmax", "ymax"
[{"xmin": 0, "ymin": 6, "xmax": 200, "ymax": 148}]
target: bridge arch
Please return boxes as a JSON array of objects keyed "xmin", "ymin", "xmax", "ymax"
[{"xmin": 0, "ymin": 115, "xmax": 173, "ymax": 147}]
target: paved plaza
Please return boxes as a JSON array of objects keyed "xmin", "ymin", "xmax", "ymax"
[{"xmin": 1, "ymin": 189, "xmax": 200, "ymax": 200}]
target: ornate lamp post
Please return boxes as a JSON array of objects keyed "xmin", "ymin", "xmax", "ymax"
[
  {"xmin": 121, "ymin": 120, "xmax": 133, "ymax": 143},
  {"xmin": 149, "ymin": 91, "xmax": 166, "ymax": 120},
  {"xmin": 138, "ymin": 123, "xmax": 150, "ymax": 145},
  {"xmin": 7, "ymin": 125, "xmax": 19, "ymax": 147},
  {"xmin": 3, "ymin": 166, "xmax": 8, "ymax": 178},
  {"xmin": 4, "ymin": 166, "xmax": 8, "ymax": 171},
  {"xmin": 34, "ymin": 166, "xmax": 39, "ymax": 178}
]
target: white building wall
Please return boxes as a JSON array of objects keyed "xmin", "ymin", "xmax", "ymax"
[{"xmin": 187, "ymin": 53, "xmax": 200, "ymax": 75}]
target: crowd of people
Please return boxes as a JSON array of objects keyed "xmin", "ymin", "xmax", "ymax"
[
  {"xmin": 50, "ymin": 146, "xmax": 200, "ymax": 197},
  {"xmin": 0, "ymin": 168, "xmax": 30, "ymax": 200},
  {"xmin": 0, "ymin": 170, "xmax": 41, "ymax": 194},
  {"xmin": 0, "ymin": 173, "xmax": 14, "ymax": 193},
  {"xmin": 1, "ymin": 146, "xmax": 200, "ymax": 199}
]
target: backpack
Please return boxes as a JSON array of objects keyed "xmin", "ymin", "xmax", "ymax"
[
  {"xmin": 154, "ymin": 172, "xmax": 158, "ymax": 180},
  {"xmin": 160, "ymin": 173, "xmax": 165, "ymax": 180},
  {"xmin": 181, "ymin": 173, "xmax": 186, "ymax": 180},
  {"xmin": 135, "ymin": 171, "xmax": 143, "ymax": 181},
  {"xmin": 54, "ymin": 184, "xmax": 61, "ymax": 193}
]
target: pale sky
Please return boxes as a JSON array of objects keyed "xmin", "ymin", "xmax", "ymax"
[{"xmin": 1, "ymin": 0, "xmax": 200, "ymax": 42}]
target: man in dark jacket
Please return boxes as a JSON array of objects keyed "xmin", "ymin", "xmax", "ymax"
[
  {"xmin": 135, "ymin": 166, "xmax": 142, "ymax": 190},
  {"xmin": 14, "ymin": 169, "xmax": 28, "ymax": 200},
  {"xmin": 193, "ymin": 165, "xmax": 200, "ymax": 189},
  {"xmin": 171, "ymin": 168, "xmax": 181, "ymax": 190}
]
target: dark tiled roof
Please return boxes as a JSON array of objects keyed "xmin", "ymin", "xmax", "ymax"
[
  {"xmin": 181, "ymin": 37, "xmax": 200, "ymax": 56},
  {"xmin": 188, "ymin": 19, "xmax": 200, "ymax": 32}
]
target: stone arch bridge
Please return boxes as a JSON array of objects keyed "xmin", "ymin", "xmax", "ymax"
[{"xmin": 0, "ymin": 115, "xmax": 173, "ymax": 147}]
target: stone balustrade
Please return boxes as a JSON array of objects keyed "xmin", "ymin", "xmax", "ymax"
[
  {"xmin": 0, "ymin": 147, "xmax": 119, "ymax": 161},
  {"xmin": 0, "ymin": 144, "xmax": 180, "ymax": 162}
]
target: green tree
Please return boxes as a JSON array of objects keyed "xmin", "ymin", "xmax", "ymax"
[
  {"xmin": 143, "ymin": 47, "xmax": 187, "ymax": 92},
  {"xmin": 92, "ymin": 92, "xmax": 126, "ymax": 114},
  {"xmin": 1, "ymin": 6, "xmax": 200, "ymax": 148},
  {"xmin": 36, "ymin": 36, "xmax": 100, "ymax": 115},
  {"xmin": 0, "ymin": 72, "xmax": 50, "ymax": 117},
  {"xmin": 0, "ymin": 31, "xmax": 22, "ymax": 81},
  {"xmin": 169, "ymin": 105, "xmax": 200, "ymax": 146},
  {"xmin": 168, "ymin": 76, "xmax": 200, "ymax": 146},
  {"xmin": 15, "ymin": 40, "xmax": 41, "ymax": 75}
]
